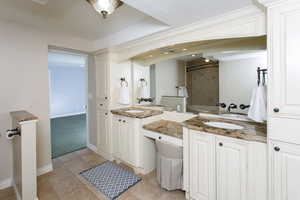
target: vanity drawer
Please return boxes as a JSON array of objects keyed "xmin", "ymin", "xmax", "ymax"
[
  {"xmin": 143, "ymin": 129, "xmax": 183, "ymax": 147},
  {"xmin": 269, "ymin": 117, "xmax": 300, "ymax": 144}
]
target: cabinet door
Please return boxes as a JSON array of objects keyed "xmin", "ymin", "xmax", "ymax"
[
  {"xmin": 112, "ymin": 116, "xmax": 121, "ymax": 158},
  {"xmin": 269, "ymin": 3, "xmax": 300, "ymax": 118},
  {"xmin": 216, "ymin": 138, "xmax": 247, "ymax": 200},
  {"xmin": 119, "ymin": 118, "xmax": 130, "ymax": 162},
  {"xmin": 189, "ymin": 131, "xmax": 216, "ymax": 200},
  {"xmin": 95, "ymin": 55, "xmax": 109, "ymax": 102},
  {"xmin": 97, "ymin": 110, "xmax": 109, "ymax": 155},
  {"xmin": 269, "ymin": 140, "xmax": 300, "ymax": 200}
]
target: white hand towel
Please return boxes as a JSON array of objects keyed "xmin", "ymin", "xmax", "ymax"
[
  {"xmin": 119, "ymin": 86, "xmax": 130, "ymax": 105},
  {"xmin": 248, "ymin": 85, "xmax": 267, "ymax": 122}
]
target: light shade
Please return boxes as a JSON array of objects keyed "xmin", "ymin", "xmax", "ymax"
[{"xmin": 87, "ymin": 0, "xmax": 123, "ymax": 18}]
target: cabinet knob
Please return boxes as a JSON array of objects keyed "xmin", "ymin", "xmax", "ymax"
[
  {"xmin": 273, "ymin": 108, "xmax": 280, "ymax": 113},
  {"xmin": 105, "ymin": 113, "xmax": 108, "ymax": 115},
  {"xmin": 158, "ymin": 136, "xmax": 162, "ymax": 139},
  {"xmin": 105, "ymin": 97, "xmax": 108, "ymax": 100},
  {"xmin": 118, "ymin": 119, "xmax": 121, "ymax": 122},
  {"xmin": 100, "ymin": 104, "xmax": 103, "ymax": 106},
  {"xmin": 219, "ymin": 142, "xmax": 223, "ymax": 147},
  {"xmin": 274, "ymin": 146, "xmax": 280, "ymax": 152},
  {"xmin": 123, "ymin": 120, "xmax": 126, "ymax": 123}
]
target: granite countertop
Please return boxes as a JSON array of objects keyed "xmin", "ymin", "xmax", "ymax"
[
  {"xmin": 183, "ymin": 116, "xmax": 267, "ymax": 143},
  {"xmin": 10, "ymin": 110, "xmax": 38, "ymax": 123},
  {"xmin": 143, "ymin": 120, "xmax": 183, "ymax": 139},
  {"xmin": 111, "ymin": 107, "xmax": 163, "ymax": 119}
]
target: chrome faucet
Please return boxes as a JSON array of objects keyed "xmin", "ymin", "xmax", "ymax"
[{"xmin": 227, "ymin": 103, "xmax": 237, "ymax": 112}]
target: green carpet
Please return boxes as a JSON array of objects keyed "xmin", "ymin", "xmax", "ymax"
[{"xmin": 51, "ymin": 114, "xmax": 87, "ymax": 158}]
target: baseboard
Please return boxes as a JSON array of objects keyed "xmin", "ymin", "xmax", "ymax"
[
  {"xmin": 50, "ymin": 111, "xmax": 86, "ymax": 119},
  {"xmin": 87, "ymin": 143, "xmax": 98, "ymax": 153},
  {"xmin": 0, "ymin": 164, "xmax": 53, "ymax": 191},
  {"xmin": 0, "ymin": 178, "xmax": 12, "ymax": 190},
  {"xmin": 13, "ymin": 182, "xmax": 21, "ymax": 200},
  {"xmin": 37, "ymin": 164, "xmax": 53, "ymax": 176},
  {"xmin": 98, "ymin": 149, "xmax": 114, "ymax": 161}
]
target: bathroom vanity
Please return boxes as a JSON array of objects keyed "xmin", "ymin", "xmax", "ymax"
[
  {"xmin": 110, "ymin": 104, "xmax": 268, "ymax": 200},
  {"xmin": 182, "ymin": 116, "xmax": 267, "ymax": 200}
]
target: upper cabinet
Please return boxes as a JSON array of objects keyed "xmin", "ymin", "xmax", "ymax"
[
  {"xmin": 268, "ymin": 2, "xmax": 300, "ymax": 118},
  {"xmin": 95, "ymin": 53, "xmax": 110, "ymax": 107}
]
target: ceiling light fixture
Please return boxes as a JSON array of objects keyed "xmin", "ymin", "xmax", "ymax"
[
  {"xmin": 205, "ymin": 58, "xmax": 210, "ymax": 62},
  {"xmin": 182, "ymin": 48, "xmax": 187, "ymax": 51},
  {"xmin": 149, "ymin": 55, "xmax": 153, "ymax": 58},
  {"xmin": 86, "ymin": 0, "xmax": 123, "ymax": 19},
  {"xmin": 191, "ymin": 54, "xmax": 196, "ymax": 57},
  {"xmin": 164, "ymin": 52, "xmax": 169, "ymax": 55}
]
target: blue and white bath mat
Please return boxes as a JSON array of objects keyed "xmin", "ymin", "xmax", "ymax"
[{"xmin": 80, "ymin": 162, "xmax": 141, "ymax": 200}]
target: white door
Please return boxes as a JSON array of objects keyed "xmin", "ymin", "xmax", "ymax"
[
  {"xmin": 269, "ymin": 2, "xmax": 300, "ymax": 118},
  {"xmin": 97, "ymin": 110, "xmax": 109, "ymax": 155},
  {"xmin": 95, "ymin": 55, "xmax": 109, "ymax": 103},
  {"xmin": 189, "ymin": 131, "xmax": 216, "ymax": 200},
  {"xmin": 112, "ymin": 116, "xmax": 121, "ymax": 158},
  {"xmin": 216, "ymin": 138, "xmax": 247, "ymax": 200},
  {"xmin": 269, "ymin": 140, "xmax": 300, "ymax": 200},
  {"xmin": 119, "ymin": 117, "xmax": 130, "ymax": 162}
]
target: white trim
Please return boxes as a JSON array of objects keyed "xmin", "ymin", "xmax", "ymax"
[
  {"xmin": 87, "ymin": 143, "xmax": 98, "ymax": 153},
  {"xmin": 37, "ymin": 164, "xmax": 53, "ymax": 176},
  {"xmin": 0, "ymin": 164, "xmax": 53, "ymax": 190},
  {"xmin": 0, "ymin": 178, "xmax": 12, "ymax": 190},
  {"xmin": 13, "ymin": 182, "xmax": 21, "ymax": 200},
  {"xmin": 50, "ymin": 111, "xmax": 86, "ymax": 119}
]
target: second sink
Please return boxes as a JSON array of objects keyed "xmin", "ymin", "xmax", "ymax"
[
  {"xmin": 125, "ymin": 110, "xmax": 144, "ymax": 114},
  {"xmin": 204, "ymin": 121, "xmax": 244, "ymax": 130}
]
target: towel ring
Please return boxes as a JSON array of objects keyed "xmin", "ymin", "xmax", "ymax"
[
  {"xmin": 140, "ymin": 78, "xmax": 147, "ymax": 87},
  {"xmin": 120, "ymin": 78, "xmax": 128, "ymax": 87}
]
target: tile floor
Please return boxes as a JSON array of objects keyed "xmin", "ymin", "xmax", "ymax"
[{"xmin": 0, "ymin": 148, "xmax": 185, "ymax": 200}]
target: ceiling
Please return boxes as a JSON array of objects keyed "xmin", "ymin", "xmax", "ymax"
[
  {"xmin": 123, "ymin": 0, "xmax": 253, "ymax": 26},
  {"xmin": 0, "ymin": 0, "xmax": 167, "ymax": 40},
  {"xmin": 0, "ymin": 0, "xmax": 256, "ymax": 47}
]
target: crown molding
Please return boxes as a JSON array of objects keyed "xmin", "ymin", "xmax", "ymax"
[{"xmin": 256, "ymin": 0, "xmax": 288, "ymax": 7}]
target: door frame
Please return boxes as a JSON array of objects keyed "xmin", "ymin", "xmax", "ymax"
[{"xmin": 48, "ymin": 47, "xmax": 91, "ymax": 157}]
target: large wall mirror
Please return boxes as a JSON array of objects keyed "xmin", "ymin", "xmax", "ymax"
[{"xmin": 132, "ymin": 36, "xmax": 267, "ymax": 114}]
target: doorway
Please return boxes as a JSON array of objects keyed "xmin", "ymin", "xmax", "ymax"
[{"xmin": 48, "ymin": 49, "xmax": 88, "ymax": 158}]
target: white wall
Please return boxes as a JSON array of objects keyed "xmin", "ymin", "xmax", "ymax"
[
  {"xmin": 154, "ymin": 59, "xmax": 186, "ymax": 103},
  {"xmin": 0, "ymin": 20, "xmax": 94, "ymax": 185},
  {"xmin": 219, "ymin": 55, "xmax": 267, "ymax": 113}
]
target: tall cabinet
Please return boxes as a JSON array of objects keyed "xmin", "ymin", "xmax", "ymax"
[
  {"xmin": 264, "ymin": 0, "xmax": 300, "ymax": 199},
  {"xmin": 95, "ymin": 52, "xmax": 112, "ymax": 160}
]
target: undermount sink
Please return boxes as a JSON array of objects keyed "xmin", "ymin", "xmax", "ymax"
[
  {"xmin": 125, "ymin": 110, "xmax": 144, "ymax": 114},
  {"xmin": 204, "ymin": 121, "xmax": 244, "ymax": 130}
]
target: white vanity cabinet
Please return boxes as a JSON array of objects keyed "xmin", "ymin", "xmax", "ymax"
[
  {"xmin": 189, "ymin": 131, "xmax": 216, "ymax": 200},
  {"xmin": 216, "ymin": 137, "xmax": 248, "ymax": 200},
  {"xmin": 269, "ymin": 140, "xmax": 300, "ymax": 200},
  {"xmin": 184, "ymin": 129, "xmax": 267, "ymax": 200},
  {"xmin": 97, "ymin": 110, "xmax": 111, "ymax": 159},
  {"xmin": 112, "ymin": 115, "xmax": 139, "ymax": 167},
  {"xmin": 266, "ymin": 2, "xmax": 300, "ymax": 199}
]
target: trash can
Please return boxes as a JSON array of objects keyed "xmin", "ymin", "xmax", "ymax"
[{"xmin": 155, "ymin": 140, "xmax": 183, "ymax": 191}]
